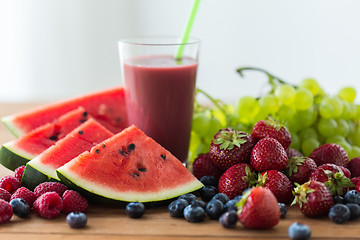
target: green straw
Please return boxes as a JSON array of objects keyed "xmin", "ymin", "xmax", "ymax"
[{"xmin": 175, "ymin": 0, "xmax": 201, "ymax": 60}]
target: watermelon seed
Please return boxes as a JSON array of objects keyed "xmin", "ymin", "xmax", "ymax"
[
  {"xmin": 78, "ymin": 131, "xmax": 84, "ymax": 135},
  {"xmin": 132, "ymin": 172, "xmax": 140, "ymax": 178},
  {"xmin": 138, "ymin": 168, "xmax": 146, "ymax": 172},
  {"xmin": 102, "ymin": 144, "xmax": 106, "ymax": 148},
  {"xmin": 161, "ymin": 155, "xmax": 166, "ymax": 160},
  {"xmin": 79, "ymin": 118, "xmax": 87, "ymax": 123},
  {"xmin": 128, "ymin": 144, "xmax": 135, "ymax": 152},
  {"xmin": 49, "ymin": 135, "xmax": 58, "ymax": 141},
  {"xmin": 95, "ymin": 149, "xmax": 100, "ymax": 154},
  {"xmin": 82, "ymin": 111, "xmax": 88, "ymax": 117},
  {"xmin": 119, "ymin": 149, "xmax": 126, "ymax": 156}
]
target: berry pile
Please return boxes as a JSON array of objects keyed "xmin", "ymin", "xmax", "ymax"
[
  {"xmin": 189, "ymin": 67, "xmax": 360, "ymax": 163},
  {"xmin": 191, "ymin": 118, "xmax": 360, "ymax": 228},
  {"xmin": 0, "ymin": 166, "xmax": 88, "ymax": 228}
]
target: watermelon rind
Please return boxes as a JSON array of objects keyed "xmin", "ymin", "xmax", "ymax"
[
  {"xmin": 0, "ymin": 142, "xmax": 35, "ymax": 171},
  {"xmin": 1, "ymin": 116, "xmax": 24, "ymax": 138},
  {"xmin": 56, "ymin": 169, "xmax": 203, "ymax": 206},
  {"xmin": 21, "ymin": 164, "xmax": 58, "ymax": 190}
]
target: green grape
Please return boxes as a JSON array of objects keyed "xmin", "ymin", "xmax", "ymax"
[
  {"xmin": 277, "ymin": 105, "xmax": 295, "ymax": 122},
  {"xmin": 289, "ymin": 133, "xmax": 301, "ymax": 150},
  {"xmin": 211, "ymin": 108, "xmax": 227, "ymax": 127},
  {"xmin": 299, "ymin": 127, "xmax": 318, "ymax": 142},
  {"xmin": 326, "ymin": 135, "xmax": 346, "ymax": 145},
  {"xmin": 207, "ymin": 116, "xmax": 223, "ymax": 138},
  {"xmin": 349, "ymin": 103, "xmax": 357, "ymax": 120},
  {"xmin": 355, "ymin": 105, "xmax": 360, "ymax": 120},
  {"xmin": 319, "ymin": 98, "xmax": 334, "ymax": 119},
  {"xmin": 237, "ymin": 96, "xmax": 260, "ymax": 123},
  {"xmin": 295, "ymin": 106, "xmax": 317, "ymax": 128},
  {"xmin": 192, "ymin": 112, "xmax": 210, "ymax": 137},
  {"xmin": 259, "ymin": 94, "xmax": 279, "ymax": 114},
  {"xmin": 348, "ymin": 126, "xmax": 360, "ymax": 147},
  {"xmin": 350, "ymin": 146, "xmax": 360, "ymax": 159},
  {"xmin": 188, "ymin": 131, "xmax": 202, "ymax": 162},
  {"xmin": 299, "ymin": 78, "xmax": 321, "ymax": 95},
  {"xmin": 317, "ymin": 118, "xmax": 337, "ymax": 138},
  {"xmin": 274, "ymin": 84, "xmax": 296, "ymax": 105},
  {"xmin": 327, "ymin": 96, "xmax": 343, "ymax": 118},
  {"xmin": 287, "ymin": 117, "xmax": 301, "ymax": 134},
  {"xmin": 253, "ymin": 109, "xmax": 268, "ymax": 124},
  {"xmin": 338, "ymin": 140, "xmax": 352, "ymax": 156},
  {"xmin": 338, "ymin": 86, "xmax": 356, "ymax": 103},
  {"xmin": 341, "ymin": 101, "xmax": 352, "ymax": 119},
  {"xmin": 301, "ymin": 138, "xmax": 320, "ymax": 156},
  {"xmin": 293, "ymin": 88, "xmax": 314, "ymax": 111},
  {"xmin": 334, "ymin": 119, "xmax": 350, "ymax": 137}
]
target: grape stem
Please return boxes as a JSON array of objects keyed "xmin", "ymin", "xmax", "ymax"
[{"xmin": 236, "ymin": 67, "xmax": 295, "ymax": 91}]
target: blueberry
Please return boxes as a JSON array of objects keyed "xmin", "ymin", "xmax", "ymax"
[
  {"xmin": 346, "ymin": 203, "xmax": 360, "ymax": 220},
  {"xmin": 200, "ymin": 185, "xmax": 218, "ymax": 202},
  {"xmin": 178, "ymin": 193, "xmax": 197, "ymax": 204},
  {"xmin": 344, "ymin": 190, "xmax": 360, "ymax": 204},
  {"xmin": 328, "ymin": 203, "xmax": 351, "ymax": 224},
  {"xmin": 288, "ymin": 222, "xmax": 311, "ymax": 240},
  {"xmin": 212, "ymin": 193, "xmax": 230, "ymax": 205},
  {"xmin": 191, "ymin": 199, "xmax": 206, "ymax": 209},
  {"xmin": 66, "ymin": 212, "xmax": 87, "ymax": 229},
  {"xmin": 10, "ymin": 198, "xmax": 30, "ymax": 218},
  {"xmin": 219, "ymin": 210, "xmax": 238, "ymax": 228},
  {"xmin": 125, "ymin": 202, "xmax": 145, "ymax": 218},
  {"xmin": 183, "ymin": 204, "xmax": 206, "ymax": 222},
  {"xmin": 224, "ymin": 199, "xmax": 238, "ymax": 212},
  {"xmin": 199, "ymin": 176, "xmax": 218, "ymax": 187},
  {"xmin": 333, "ymin": 195, "xmax": 345, "ymax": 204},
  {"xmin": 205, "ymin": 199, "xmax": 224, "ymax": 220},
  {"xmin": 168, "ymin": 199, "xmax": 189, "ymax": 218},
  {"xmin": 278, "ymin": 202, "xmax": 287, "ymax": 218}
]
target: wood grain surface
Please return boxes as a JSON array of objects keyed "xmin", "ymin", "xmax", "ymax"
[{"xmin": 0, "ymin": 102, "xmax": 360, "ymax": 239}]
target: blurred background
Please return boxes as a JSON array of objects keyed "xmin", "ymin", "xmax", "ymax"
[{"xmin": 0, "ymin": 0, "xmax": 360, "ymax": 102}]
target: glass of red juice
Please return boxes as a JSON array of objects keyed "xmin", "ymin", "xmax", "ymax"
[{"xmin": 118, "ymin": 37, "xmax": 200, "ymax": 163}]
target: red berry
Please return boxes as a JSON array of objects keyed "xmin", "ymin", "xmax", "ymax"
[
  {"xmin": 251, "ymin": 120, "xmax": 291, "ymax": 149},
  {"xmin": 0, "ymin": 188, "xmax": 11, "ymax": 202},
  {"xmin": 34, "ymin": 182, "xmax": 68, "ymax": 198},
  {"xmin": 250, "ymin": 137, "xmax": 288, "ymax": 172},
  {"xmin": 309, "ymin": 143, "xmax": 348, "ymax": 167},
  {"xmin": 33, "ymin": 192, "xmax": 63, "ymax": 219},
  {"xmin": 209, "ymin": 129, "xmax": 256, "ymax": 171},
  {"xmin": 10, "ymin": 187, "xmax": 37, "ymax": 208},
  {"xmin": 237, "ymin": 187, "xmax": 280, "ymax": 229},
  {"xmin": 292, "ymin": 180, "xmax": 334, "ymax": 217},
  {"xmin": 0, "ymin": 176, "xmax": 21, "ymax": 194},
  {"xmin": 0, "ymin": 199, "xmax": 13, "ymax": 224},
  {"xmin": 192, "ymin": 153, "xmax": 222, "ymax": 180},
  {"xmin": 286, "ymin": 148, "xmax": 303, "ymax": 158},
  {"xmin": 258, "ymin": 170, "xmax": 294, "ymax": 204},
  {"xmin": 14, "ymin": 166, "xmax": 26, "ymax": 182},
  {"xmin": 218, "ymin": 163, "xmax": 256, "ymax": 199},
  {"xmin": 285, "ymin": 157, "xmax": 317, "ymax": 184},
  {"xmin": 62, "ymin": 190, "xmax": 88, "ymax": 214},
  {"xmin": 346, "ymin": 157, "xmax": 360, "ymax": 177}
]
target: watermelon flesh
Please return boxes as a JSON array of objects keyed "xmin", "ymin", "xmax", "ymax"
[
  {"xmin": 0, "ymin": 107, "xmax": 90, "ymax": 170},
  {"xmin": 22, "ymin": 118, "xmax": 114, "ymax": 190},
  {"xmin": 2, "ymin": 87, "xmax": 127, "ymax": 137},
  {"xmin": 57, "ymin": 125, "xmax": 203, "ymax": 203}
]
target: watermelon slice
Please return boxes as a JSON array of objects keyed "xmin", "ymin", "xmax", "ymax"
[
  {"xmin": 22, "ymin": 118, "xmax": 114, "ymax": 190},
  {"xmin": 2, "ymin": 87, "xmax": 127, "ymax": 137},
  {"xmin": 0, "ymin": 107, "xmax": 90, "ymax": 170},
  {"xmin": 57, "ymin": 125, "xmax": 203, "ymax": 205}
]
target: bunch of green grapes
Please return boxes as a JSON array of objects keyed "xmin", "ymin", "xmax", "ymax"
[{"xmin": 189, "ymin": 67, "xmax": 360, "ymax": 162}]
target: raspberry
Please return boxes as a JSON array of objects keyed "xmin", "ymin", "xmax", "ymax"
[
  {"xmin": 62, "ymin": 190, "xmax": 88, "ymax": 214},
  {"xmin": 0, "ymin": 176, "xmax": 21, "ymax": 194},
  {"xmin": 0, "ymin": 199, "xmax": 13, "ymax": 224},
  {"xmin": 14, "ymin": 166, "xmax": 26, "ymax": 182},
  {"xmin": 10, "ymin": 187, "xmax": 37, "ymax": 208},
  {"xmin": 34, "ymin": 182, "xmax": 68, "ymax": 198},
  {"xmin": 33, "ymin": 192, "xmax": 63, "ymax": 219},
  {"xmin": 0, "ymin": 188, "xmax": 11, "ymax": 202}
]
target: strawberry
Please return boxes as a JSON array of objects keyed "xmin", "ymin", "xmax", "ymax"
[
  {"xmin": 250, "ymin": 137, "xmax": 288, "ymax": 172},
  {"xmin": 209, "ymin": 128, "xmax": 256, "ymax": 171},
  {"xmin": 309, "ymin": 164, "xmax": 354, "ymax": 195},
  {"xmin": 350, "ymin": 177, "xmax": 360, "ymax": 191},
  {"xmin": 309, "ymin": 143, "xmax": 348, "ymax": 167},
  {"xmin": 218, "ymin": 163, "xmax": 256, "ymax": 199},
  {"xmin": 237, "ymin": 187, "xmax": 280, "ymax": 229},
  {"xmin": 292, "ymin": 180, "xmax": 334, "ymax": 217},
  {"xmin": 257, "ymin": 170, "xmax": 294, "ymax": 204},
  {"xmin": 346, "ymin": 157, "xmax": 360, "ymax": 177},
  {"xmin": 286, "ymin": 148, "xmax": 303, "ymax": 158},
  {"xmin": 192, "ymin": 153, "xmax": 222, "ymax": 180},
  {"xmin": 251, "ymin": 119, "xmax": 291, "ymax": 149},
  {"xmin": 284, "ymin": 157, "xmax": 317, "ymax": 184}
]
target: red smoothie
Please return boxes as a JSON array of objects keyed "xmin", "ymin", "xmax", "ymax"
[{"xmin": 123, "ymin": 55, "xmax": 198, "ymax": 162}]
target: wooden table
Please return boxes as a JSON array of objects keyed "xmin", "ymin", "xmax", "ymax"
[{"xmin": 0, "ymin": 102, "xmax": 360, "ymax": 240}]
